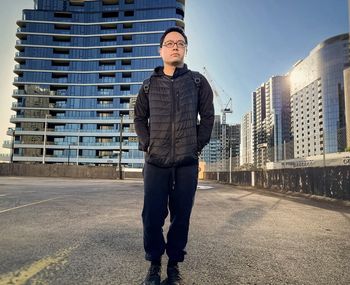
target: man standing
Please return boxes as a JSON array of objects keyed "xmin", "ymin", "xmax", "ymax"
[{"xmin": 134, "ymin": 27, "xmax": 214, "ymax": 285}]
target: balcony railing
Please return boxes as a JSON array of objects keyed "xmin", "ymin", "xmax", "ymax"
[
  {"xmin": 99, "ymin": 77, "xmax": 116, "ymax": 83},
  {"xmin": 13, "ymin": 89, "xmax": 23, "ymax": 95},
  {"xmin": 97, "ymin": 103, "xmax": 115, "ymax": 108},
  {"xmin": 10, "ymin": 115, "xmax": 131, "ymax": 121},
  {"xmin": 98, "ymin": 90, "xmax": 115, "ymax": 96}
]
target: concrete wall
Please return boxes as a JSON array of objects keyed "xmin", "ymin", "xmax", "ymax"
[
  {"xmin": 205, "ymin": 166, "xmax": 350, "ymax": 200},
  {"xmin": 0, "ymin": 163, "xmax": 143, "ymax": 179}
]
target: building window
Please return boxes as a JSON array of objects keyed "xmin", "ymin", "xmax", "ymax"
[
  {"xmin": 70, "ymin": 1, "xmax": 84, "ymax": 6},
  {"xmin": 100, "ymin": 47, "xmax": 117, "ymax": 54},
  {"xmin": 121, "ymin": 59, "xmax": 131, "ymax": 65},
  {"xmin": 53, "ymin": 48, "xmax": 69, "ymax": 55},
  {"xmin": 176, "ymin": 8, "xmax": 184, "ymax": 17},
  {"xmin": 124, "ymin": 10, "xmax": 134, "ymax": 17},
  {"xmin": 54, "ymin": 24, "xmax": 71, "ymax": 30},
  {"xmin": 122, "ymin": 35, "xmax": 132, "ymax": 41},
  {"xmin": 120, "ymin": 85, "xmax": 130, "ymax": 91},
  {"xmin": 102, "ymin": 11, "xmax": 119, "ymax": 18},
  {"xmin": 54, "ymin": 12, "xmax": 72, "ymax": 18},
  {"xmin": 53, "ymin": 36, "xmax": 71, "ymax": 42},
  {"xmin": 100, "ymin": 35, "xmax": 117, "ymax": 42},
  {"xmin": 101, "ymin": 23, "xmax": 117, "ymax": 30},
  {"xmin": 103, "ymin": 0, "xmax": 119, "ymax": 5},
  {"xmin": 122, "ymin": 72, "xmax": 132, "ymax": 78},
  {"xmin": 122, "ymin": 47, "xmax": 132, "ymax": 53},
  {"xmin": 123, "ymin": 23, "xmax": 133, "ymax": 29},
  {"xmin": 52, "ymin": 60, "xmax": 69, "ymax": 67}
]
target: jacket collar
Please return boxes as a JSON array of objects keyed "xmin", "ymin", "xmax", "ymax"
[{"xmin": 152, "ymin": 64, "xmax": 189, "ymax": 79}]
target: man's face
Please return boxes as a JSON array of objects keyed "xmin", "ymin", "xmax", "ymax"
[{"xmin": 159, "ymin": 31, "xmax": 187, "ymax": 67}]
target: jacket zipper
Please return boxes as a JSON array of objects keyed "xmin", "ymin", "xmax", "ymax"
[
  {"xmin": 171, "ymin": 79, "xmax": 175, "ymax": 165},
  {"xmin": 176, "ymin": 92, "xmax": 180, "ymax": 111}
]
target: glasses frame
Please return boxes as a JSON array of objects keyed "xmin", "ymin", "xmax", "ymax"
[{"xmin": 162, "ymin": 40, "xmax": 187, "ymax": 49}]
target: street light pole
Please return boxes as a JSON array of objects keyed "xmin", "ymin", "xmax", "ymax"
[
  {"xmin": 42, "ymin": 114, "xmax": 50, "ymax": 164},
  {"xmin": 76, "ymin": 129, "xmax": 80, "ymax": 165},
  {"xmin": 8, "ymin": 128, "xmax": 15, "ymax": 163},
  {"xmin": 68, "ymin": 143, "xmax": 71, "ymax": 165},
  {"xmin": 229, "ymin": 146, "xmax": 232, "ymax": 184},
  {"xmin": 119, "ymin": 115, "xmax": 123, "ymax": 180}
]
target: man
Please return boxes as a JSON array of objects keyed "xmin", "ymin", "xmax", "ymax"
[{"xmin": 134, "ymin": 26, "xmax": 214, "ymax": 285}]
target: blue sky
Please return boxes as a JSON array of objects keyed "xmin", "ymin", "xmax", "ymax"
[{"xmin": 0, "ymin": 0, "xmax": 349, "ymax": 153}]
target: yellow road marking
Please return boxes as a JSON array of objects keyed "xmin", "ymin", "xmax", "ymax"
[
  {"xmin": 0, "ymin": 197, "xmax": 60, "ymax": 214},
  {"xmin": 0, "ymin": 245, "xmax": 77, "ymax": 285}
]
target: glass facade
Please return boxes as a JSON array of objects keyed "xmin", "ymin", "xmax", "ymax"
[
  {"xmin": 265, "ymin": 76, "xmax": 291, "ymax": 162},
  {"xmin": 290, "ymin": 34, "xmax": 350, "ymax": 157},
  {"xmin": 9, "ymin": 0, "xmax": 185, "ymax": 166}
]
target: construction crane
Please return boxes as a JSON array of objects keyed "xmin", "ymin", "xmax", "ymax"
[
  {"xmin": 203, "ymin": 67, "xmax": 233, "ymax": 169},
  {"xmin": 203, "ymin": 67, "xmax": 233, "ymax": 125}
]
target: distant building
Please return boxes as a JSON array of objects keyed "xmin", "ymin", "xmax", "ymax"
[
  {"xmin": 251, "ymin": 75, "xmax": 291, "ymax": 168},
  {"xmin": 201, "ymin": 116, "xmax": 240, "ymax": 171},
  {"xmin": 226, "ymin": 123, "xmax": 241, "ymax": 168},
  {"xmin": 240, "ymin": 111, "xmax": 253, "ymax": 166},
  {"xmin": 290, "ymin": 34, "xmax": 350, "ymax": 158},
  {"xmin": 252, "ymin": 85, "xmax": 266, "ymax": 168}
]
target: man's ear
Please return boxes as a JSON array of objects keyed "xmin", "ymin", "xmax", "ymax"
[{"xmin": 158, "ymin": 47, "xmax": 162, "ymax": 56}]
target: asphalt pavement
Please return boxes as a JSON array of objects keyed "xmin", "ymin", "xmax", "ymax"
[{"xmin": 0, "ymin": 177, "xmax": 349, "ymax": 285}]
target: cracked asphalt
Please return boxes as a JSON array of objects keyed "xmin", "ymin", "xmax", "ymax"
[{"xmin": 0, "ymin": 176, "xmax": 349, "ymax": 285}]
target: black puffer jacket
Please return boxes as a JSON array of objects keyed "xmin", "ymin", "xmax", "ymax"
[{"xmin": 134, "ymin": 64, "xmax": 214, "ymax": 168}]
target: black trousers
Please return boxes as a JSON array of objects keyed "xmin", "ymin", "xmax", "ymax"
[{"xmin": 142, "ymin": 161, "xmax": 198, "ymax": 262}]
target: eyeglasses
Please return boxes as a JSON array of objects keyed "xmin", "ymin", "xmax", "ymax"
[{"xmin": 162, "ymin": 40, "xmax": 187, "ymax": 49}]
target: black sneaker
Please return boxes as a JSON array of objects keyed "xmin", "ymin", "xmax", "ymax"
[
  {"xmin": 143, "ymin": 264, "xmax": 161, "ymax": 285},
  {"xmin": 167, "ymin": 265, "xmax": 184, "ymax": 285}
]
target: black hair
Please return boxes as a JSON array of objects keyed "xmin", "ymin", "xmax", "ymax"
[{"xmin": 159, "ymin": 26, "xmax": 188, "ymax": 47}]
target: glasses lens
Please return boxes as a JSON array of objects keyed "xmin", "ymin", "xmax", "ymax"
[
  {"xmin": 177, "ymin": 41, "xmax": 186, "ymax": 48},
  {"xmin": 165, "ymin": 41, "xmax": 174, "ymax": 48}
]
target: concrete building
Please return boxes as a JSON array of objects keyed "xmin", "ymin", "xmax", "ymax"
[
  {"xmin": 5, "ymin": 0, "xmax": 185, "ymax": 167},
  {"xmin": 252, "ymin": 85, "xmax": 266, "ymax": 168},
  {"xmin": 226, "ymin": 123, "xmax": 241, "ymax": 168},
  {"xmin": 290, "ymin": 34, "xmax": 350, "ymax": 158},
  {"xmin": 239, "ymin": 111, "xmax": 253, "ymax": 167}
]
